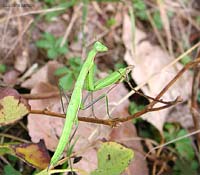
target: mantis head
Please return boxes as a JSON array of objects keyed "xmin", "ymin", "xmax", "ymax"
[{"xmin": 93, "ymin": 41, "xmax": 108, "ymax": 52}]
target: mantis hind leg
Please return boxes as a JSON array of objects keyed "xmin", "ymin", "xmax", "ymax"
[{"xmin": 59, "ymin": 85, "xmax": 70, "ymax": 114}]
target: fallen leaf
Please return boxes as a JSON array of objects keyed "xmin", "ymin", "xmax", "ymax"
[
  {"xmin": 13, "ymin": 140, "xmax": 50, "ymax": 169},
  {"xmin": 0, "ymin": 88, "xmax": 30, "ymax": 126},
  {"xmin": 27, "ymin": 82, "xmax": 63, "ymax": 151},
  {"xmin": 122, "ymin": 12, "xmax": 192, "ymax": 131},
  {"xmin": 21, "ymin": 61, "xmax": 61, "ymax": 89}
]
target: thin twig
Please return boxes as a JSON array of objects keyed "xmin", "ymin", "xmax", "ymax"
[
  {"xmin": 0, "ymin": 7, "xmax": 65, "ymax": 23},
  {"xmin": 4, "ymin": 19, "xmax": 33, "ymax": 60},
  {"xmin": 22, "ymin": 91, "xmax": 61, "ymax": 100},
  {"xmin": 60, "ymin": 5, "xmax": 82, "ymax": 47}
]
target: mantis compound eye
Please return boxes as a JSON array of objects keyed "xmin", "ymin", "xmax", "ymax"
[{"xmin": 93, "ymin": 41, "xmax": 108, "ymax": 52}]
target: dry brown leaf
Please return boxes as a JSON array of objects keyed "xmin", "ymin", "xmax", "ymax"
[
  {"xmin": 122, "ymin": 12, "xmax": 192, "ymax": 131},
  {"xmin": 21, "ymin": 61, "xmax": 61, "ymax": 89},
  {"xmin": 27, "ymin": 82, "xmax": 63, "ymax": 151}
]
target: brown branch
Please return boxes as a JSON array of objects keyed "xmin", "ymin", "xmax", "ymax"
[
  {"xmin": 30, "ymin": 109, "xmax": 115, "ymax": 126},
  {"xmin": 29, "ymin": 99, "xmax": 179, "ymax": 127}
]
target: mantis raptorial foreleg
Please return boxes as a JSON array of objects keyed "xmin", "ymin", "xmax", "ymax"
[
  {"xmin": 49, "ymin": 41, "xmax": 133, "ymax": 168},
  {"xmin": 84, "ymin": 65, "xmax": 133, "ymax": 117}
]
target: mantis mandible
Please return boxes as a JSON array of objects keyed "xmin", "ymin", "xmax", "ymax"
[{"xmin": 50, "ymin": 41, "xmax": 132, "ymax": 167}]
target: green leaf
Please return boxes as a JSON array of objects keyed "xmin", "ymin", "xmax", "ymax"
[
  {"xmin": 35, "ymin": 40, "xmax": 53, "ymax": 49},
  {"xmin": 54, "ymin": 37, "xmax": 64, "ymax": 47},
  {"xmin": 128, "ymin": 101, "xmax": 145, "ymax": 115},
  {"xmin": 44, "ymin": 0, "xmax": 54, "ymax": 5},
  {"xmin": 36, "ymin": 32, "xmax": 55, "ymax": 49},
  {"xmin": 114, "ymin": 63, "xmax": 126, "ymax": 70},
  {"xmin": 180, "ymin": 55, "xmax": 191, "ymax": 65},
  {"xmin": 196, "ymin": 16, "xmax": 200, "ymax": 25},
  {"xmin": 0, "ymin": 143, "xmax": 15, "ymax": 155},
  {"xmin": 133, "ymin": 0, "xmax": 148, "ymax": 20},
  {"xmin": 3, "ymin": 165, "xmax": 22, "ymax": 175},
  {"xmin": 172, "ymin": 158, "xmax": 198, "ymax": 175},
  {"xmin": 54, "ymin": 67, "xmax": 70, "ymax": 76},
  {"xmin": 163, "ymin": 123, "xmax": 178, "ymax": 141},
  {"xmin": 106, "ymin": 17, "xmax": 116, "ymax": 27},
  {"xmin": 57, "ymin": 46, "xmax": 68, "ymax": 55},
  {"xmin": 43, "ymin": 32, "xmax": 55, "ymax": 43},
  {"xmin": 0, "ymin": 64, "xmax": 6, "ymax": 73},
  {"xmin": 91, "ymin": 142, "xmax": 134, "ymax": 175},
  {"xmin": 175, "ymin": 129, "xmax": 195, "ymax": 160},
  {"xmin": 69, "ymin": 57, "xmax": 82, "ymax": 68},
  {"xmin": 44, "ymin": 0, "xmax": 77, "ymax": 21},
  {"xmin": 47, "ymin": 48, "xmax": 58, "ymax": 59},
  {"xmin": 59, "ymin": 73, "xmax": 73, "ymax": 90},
  {"xmin": 153, "ymin": 11, "xmax": 163, "ymax": 30}
]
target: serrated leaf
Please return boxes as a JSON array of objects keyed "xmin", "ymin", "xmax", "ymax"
[
  {"xmin": 91, "ymin": 142, "xmax": 134, "ymax": 175},
  {"xmin": 0, "ymin": 88, "xmax": 30, "ymax": 126},
  {"xmin": 13, "ymin": 140, "xmax": 50, "ymax": 169}
]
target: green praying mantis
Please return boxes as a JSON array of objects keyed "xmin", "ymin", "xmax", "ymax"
[{"xmin": 49, "ymin": 41, "xmax": 132, "ymax": 167}]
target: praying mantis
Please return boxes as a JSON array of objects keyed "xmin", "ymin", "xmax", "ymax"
[{"xmin": 50, "ymin": 41, "xmax": 132, "ymax": 167}]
